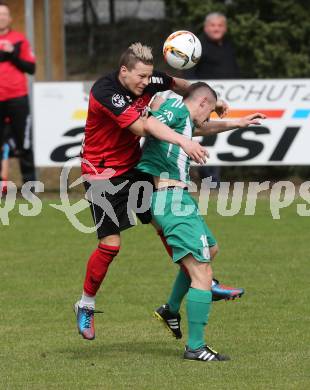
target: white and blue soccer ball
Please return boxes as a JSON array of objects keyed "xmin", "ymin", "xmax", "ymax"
[{"xmin": 163, "ymin": 30, "xmax": 202, "ymax": 70}]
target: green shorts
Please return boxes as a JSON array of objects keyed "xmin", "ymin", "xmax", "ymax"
[{"xmin": 151, "ymin": 188, "xmax": 217, "ymax": 263}]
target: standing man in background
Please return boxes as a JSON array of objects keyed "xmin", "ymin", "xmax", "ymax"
[
  {"xmin": 185, "ymin": 12, "xmax": 239, "ymax": 80},
  {"xmin": 185, "ymin": 12, "xmax": 240, "ymax": 184},
  {"xmin": 0, "ymin": 1, "xmax": 36, "ymax": 185}
]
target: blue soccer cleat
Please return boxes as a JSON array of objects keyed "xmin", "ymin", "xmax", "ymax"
[
  {"xmin": 211, "ymin": 279, "xmax": 245, "ymax": 301},
  {"xmin": 74, "ymin": 301, "xmax": 103, "ymax": 340}
]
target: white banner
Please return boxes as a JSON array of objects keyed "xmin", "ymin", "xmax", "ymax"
[{"xmin": 33, "ymin": 79, "xmax": 310, "ymax": 166}]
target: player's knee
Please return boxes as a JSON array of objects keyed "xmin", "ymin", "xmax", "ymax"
[
  {"xmin": 196, "ymin": 263, "xmax": 212, "ymax": 290},
  {"xmin": 201, "ymin": 263, "xmax": 213, "ymax": 286},
  {"xmin": 182, "ymin": 255, "xmax": 213, "ymax": 290},
  {"xmin": 206, "ymin": 263, "xmax": 213, "ymax": 279},
  {"xmin": 210, "ymin": 244, "xmax": 219, "ymax": 260},
  {"xmin": 100, "ymin": 234, "xmax": 121, "ymax": 248}
]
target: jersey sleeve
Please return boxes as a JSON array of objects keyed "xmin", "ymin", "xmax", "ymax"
[
  {"xmin": 92, "ymin": 86, "xmax": 139, "ymax": 129},
  {"xmin": 147, "ymin": 70, "xmax": 174, "ymax": 94},
  {"xmin": 19, "ymin": 37, "xmax": 35, "ymax": 63},
  {"xmin": 10, "ymin": 38, "xmax": 36, "ymax": 74}
]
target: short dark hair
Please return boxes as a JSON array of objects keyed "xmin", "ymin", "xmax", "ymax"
[
  {"xmin": 183, "ymin": 81, "xmax": 217, "ymax": 101},
  {"xmin": 119, "ymin": 42, "xmax": 153, "ymax": 70},
  {"xmin": 0, "ymin": 1, "xmax": 9, "ymax": 7}
]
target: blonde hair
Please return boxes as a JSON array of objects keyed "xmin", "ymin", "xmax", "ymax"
[{"xmin": 119, "ymin": 42, "xmax": 153, "ymax": 70}]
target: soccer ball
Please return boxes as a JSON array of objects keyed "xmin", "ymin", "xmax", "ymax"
[{"xmin": 163, "ymin": 31, "xmax": 202, "ymax": 70}]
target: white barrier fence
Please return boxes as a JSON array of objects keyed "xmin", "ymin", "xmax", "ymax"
[{"xmin": 33, "ymin": 79, "xmax": 310, "ymax": 166}]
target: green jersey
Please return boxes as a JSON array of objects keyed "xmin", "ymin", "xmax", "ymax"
[{"xmin": 137, "ymin": 98, "xmax": 194, "ymax": 184}]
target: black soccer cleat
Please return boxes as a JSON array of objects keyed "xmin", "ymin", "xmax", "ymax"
[
  {"xmin": 153, "ymin": 304, "xmax": 182, "ymax": 339},
  {"xmin": 184, "ymin": 344, "xmax": 230, "ymax": 362}
]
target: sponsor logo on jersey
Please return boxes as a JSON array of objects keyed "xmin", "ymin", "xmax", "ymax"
[
  {"xmin": 150, "ymin": 76, "xmax": 163, "ymax": 84},
  {"xmin": 112, "ymin": 93, "xmax": 126, "ymax": 108}
]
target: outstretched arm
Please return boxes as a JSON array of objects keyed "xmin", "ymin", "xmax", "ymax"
[
  {"xmin": 194, "ymin": 113, "xmax": 266, "ymax": 136},
  {"xmin": 171, "ymin": 77, "xmax": 228, "ymax": 118},
  {"xmin": 171, "ymin": 77, "xmax": 191, "ymax": 96}
]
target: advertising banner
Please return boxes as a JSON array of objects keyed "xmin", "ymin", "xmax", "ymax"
[{"xmin": 33, "ymin": 79, "xmax": 310, "ymax": 166}]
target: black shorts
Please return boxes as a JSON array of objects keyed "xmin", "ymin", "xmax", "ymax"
[
  {"xmin": 0, "ymin": 95, "xmax": 36, "ymax": 182},
  {"xmin": 84, "ymin": 168, "xmax": 154, "ymax": 239}
]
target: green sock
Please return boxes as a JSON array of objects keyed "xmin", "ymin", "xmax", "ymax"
[
  {"xmin": 167, "ymin": 269, "xmax": 191, "ymax": 314},
  {"xmin": 186, "ymin": 287, "xmax": 212, "ymax": 350}
]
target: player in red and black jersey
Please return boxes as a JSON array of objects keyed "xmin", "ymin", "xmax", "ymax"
[
  {"xmin": 75, "ymin": 43, "xmax": 230, "ymax": 340},
  {"xmin": 81, "ymin": 60, "xmax": 206, "ymax": 178},
  {"xmin": 0, "ymin": 2, "xmax": 36, "ymax": 184}
]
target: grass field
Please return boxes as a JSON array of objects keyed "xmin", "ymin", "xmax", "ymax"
[{"xmin": 0, "ymin": 198, "xmax": 309, "ymax": 389}]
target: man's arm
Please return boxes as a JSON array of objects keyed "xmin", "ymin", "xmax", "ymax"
[
  {"xmin": 171, "ymin": 76, "xmax": 228, "ymax": 118},
  {"xmin": 171, "ymin": 77, "xmax": 191, "ymax": 96},
  {"xmin": 128, "ymin": 116, "xmax": 208, "ymax": 164},
  {"xmin": 194, "ymin": 113, "xmax": 266, "ymax": 136},
  {"xmin": 0, "ymin": 40, "xmax": 35, "ymax": 74},
  {"xmin": 10, "ymin": 50, "xmax": 36, "ymax": 74}
]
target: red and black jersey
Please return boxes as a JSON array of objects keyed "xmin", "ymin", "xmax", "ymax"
[
  {"xmin": 0, "ymin": 30, "xmax": 36, "ymax": 101},
  {"xmin": 81, "ymin": 70, "xmax": 173, "ymax": 178}
]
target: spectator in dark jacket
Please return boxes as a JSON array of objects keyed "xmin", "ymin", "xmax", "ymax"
[
  {"xmin": 185, "ymin": 12, "xmax": 240, "ymax": 184},
  {"xmin": 185, "ymin": 12, "xmax": 239, "ymax": 80}
]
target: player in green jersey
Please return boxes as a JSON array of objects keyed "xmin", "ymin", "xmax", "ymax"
[{"xmin": 137, "ymin": 82, "xmax": 265, "ymax": 361}]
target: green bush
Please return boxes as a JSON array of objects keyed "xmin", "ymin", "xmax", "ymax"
[{"xmin": 164, "ymin": 0, "xmax": 310, "ymax": 78}]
